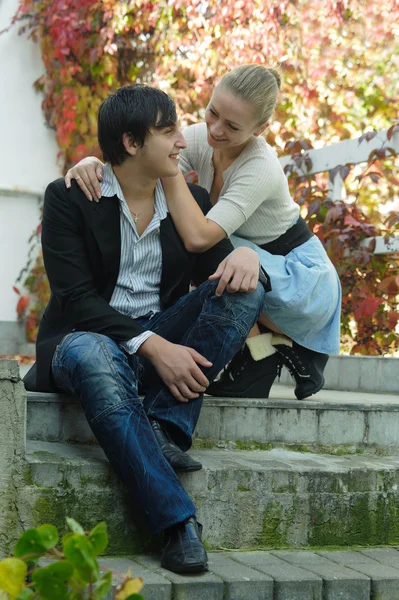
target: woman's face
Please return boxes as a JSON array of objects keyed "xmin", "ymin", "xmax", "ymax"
[{"xmin": 205, "ymin": 87, "xmax": 263, "ymax": 151}]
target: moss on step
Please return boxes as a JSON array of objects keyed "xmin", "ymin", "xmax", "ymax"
[
  {"xmin": 260, "ymin": 501, "xmax": 295, "ymax": 548},
  {"xmin": 31, "ymin": 490, "xmax": 160, "ymax": 555},
  {"xmin": 308, "ymin": 492, "xmax": 399, "ymax": 547},
  {"xmin": 193, "ymin": 438, "xmax": 367, "ymax": 455}
]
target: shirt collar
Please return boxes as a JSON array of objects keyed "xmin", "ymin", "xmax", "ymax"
[{"xmin": 101, "ymin": 163, "xmax": 168, "ymax": 221}]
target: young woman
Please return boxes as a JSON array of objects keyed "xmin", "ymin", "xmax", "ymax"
[{"xmin": 65, "ymin": 65, "xmax": 341, "ymax": 400}]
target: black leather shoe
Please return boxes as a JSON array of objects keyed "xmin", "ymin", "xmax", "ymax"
[
  {"xmin": 150, "ymin": 419, "xmax": 202, "ymax": 473},
  {"xmin": 161, "ymin": 516, "xmax": 208, "ymax": 573},
  {"xmin": 206, "ymin": 345, "xmax": 280, "ymax": 398},
  {"xmin": 274, "ymin": 342, "xmax": 329, "ymax": 400}
]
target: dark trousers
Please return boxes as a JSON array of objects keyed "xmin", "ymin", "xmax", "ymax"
[{"xmin": 51, "ymin": 280, "xmax": 264, "ymax": 534}]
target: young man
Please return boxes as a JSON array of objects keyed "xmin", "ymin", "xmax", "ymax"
[{"xmin": 24, "ymin": 85, "xmax": 267, "ymax": 573}]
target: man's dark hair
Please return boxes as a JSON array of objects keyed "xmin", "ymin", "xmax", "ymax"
[{"xmin": 97, "ymin": 84, "xmax": 177, "ymax": 166}]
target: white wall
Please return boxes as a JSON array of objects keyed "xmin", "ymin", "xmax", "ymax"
[{"xmin": 0, "ymin": 0, "xmax": 60, "ymax": 321}]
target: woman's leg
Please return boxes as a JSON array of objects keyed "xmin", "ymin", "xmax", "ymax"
[
  {"xmin": 210, "ymin": 235, "xmax": 337, "ymax": 400},
  {"xmin": 257, "ymin": 314, "xmax": 285, "ymax": 335}
]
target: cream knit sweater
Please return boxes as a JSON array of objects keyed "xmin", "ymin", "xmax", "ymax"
[{"xmin": 179, "ymin": 123, "xmax": 299, "ymax": 246}]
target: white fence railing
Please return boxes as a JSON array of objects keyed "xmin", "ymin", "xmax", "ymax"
[{"xmin": 278, "ymin": 127, "xmax": 399, "ymax": 255}]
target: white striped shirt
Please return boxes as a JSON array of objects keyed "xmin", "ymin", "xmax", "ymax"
[{"xmin": 101, "ymin": 163, "xmax": 168, "ymax": 354}]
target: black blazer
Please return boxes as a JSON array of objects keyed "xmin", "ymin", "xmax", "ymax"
[{"xmin": 25, "ymin": 179, "xmax": 235, "ymax": 392}]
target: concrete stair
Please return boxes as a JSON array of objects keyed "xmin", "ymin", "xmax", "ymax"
[
  {"xmin": 2, "ymin": 358, "xmax": 399, "ymax": 599},
  {"xmin": 27, "ymin": 386, "xmax": 399, "ymax": 453},
  {"xmin": 23, "ymin": 381, "xmax": 399, "ymax": 553}
]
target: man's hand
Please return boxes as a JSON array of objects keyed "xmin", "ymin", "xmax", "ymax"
[
  {"xmin": 65, "ymin": 157, "xmax": 104, "ymax": 201},
  {"xmin": 208, "ymin": 247, "xmax": 260, "ymax": 296},
  {"xmin": 138, "ymin": 335, "xmax": 212, "ymax": 403}
]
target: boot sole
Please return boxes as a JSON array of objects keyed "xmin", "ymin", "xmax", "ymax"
[
  {"xmin": 296, "ymin": 376, "xmax": 325, "ymax": 400},
  {"xmin": 161, "ymin": 560, "xmax": 209, "ymax": 573},
  {"xmin": 174, "ymin": 463, "xmax": 203, "ymax": 473},
  {"xmin": 207, "ymin": 374, "xmax": 276, "ymax": 398}
]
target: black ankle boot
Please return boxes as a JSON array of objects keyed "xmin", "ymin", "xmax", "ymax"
[
  {"xmin": 274, "ymin": 342, "xmax": 329, "ymax": 400},
  {"xmin": 161, "ymin": 516, "xmax": 208, "ymax": 573},
  {"xmin": 206, "ymin": 345, "xmax": 280, "ymax": 398}
]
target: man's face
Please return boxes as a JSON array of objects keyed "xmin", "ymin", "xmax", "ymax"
[{"xmin": 136, "ymin": 122, "xmax": 187, "ymax": 179}]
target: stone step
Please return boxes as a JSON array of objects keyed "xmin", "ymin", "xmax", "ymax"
[
  {"xmin": 27, "ymin": 387, "xmax": 399, "ymax": 452},
  {"xmin": 22, "ymin": 440, "xmax": 399, "ymax": 553},
  {"xmin": 278, "ymin": 354, "xmax": 399, "ymax": 395},
  {"xmin": 39, "ymin": 547, "xmax": 399, "ymax": 600},
  {"xmin": 19, "ymin": 354, "xmax": 399, "ymax": 394}
]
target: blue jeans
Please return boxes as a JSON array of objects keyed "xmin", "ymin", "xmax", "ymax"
[{"xmin": 51, "ymin": 280, "xmax": 264, "ymax": 534}]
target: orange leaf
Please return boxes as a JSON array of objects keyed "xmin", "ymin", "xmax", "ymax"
[{"xmin": 16, "ymin": 296, "xmax": 29, "ymax": 314}]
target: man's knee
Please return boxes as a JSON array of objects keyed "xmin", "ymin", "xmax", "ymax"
[
  {"xmin": 222, "ymin": 281, "xmax": 265, "ymax": 313},
  {"xmin": 54, "ymin": 332, "xmax": 122, "ymax": 372}
]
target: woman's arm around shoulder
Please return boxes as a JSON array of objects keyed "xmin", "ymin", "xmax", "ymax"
[{"xmin": 65, "ymin": 156, "xmax": 104, "ymax": 201}]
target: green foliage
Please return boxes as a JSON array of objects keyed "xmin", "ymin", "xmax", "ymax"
[
  {"xmin": 0, "ymin": 519, "xmax": 144, "ymax": 600},
  {"xmin": 5, "ymin": 0, "xmax": 399, "ymax": 354}
]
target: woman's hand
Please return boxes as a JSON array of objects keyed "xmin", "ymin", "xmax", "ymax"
[
  {"xmin": 209, "ymin": 247, "xmax": 260, "ymax": 296},
  {"xmin": 65, "ymin": 157, "xmax": 104, "ymax": 201}
]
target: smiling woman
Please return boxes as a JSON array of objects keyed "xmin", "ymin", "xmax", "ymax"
[{"xmin": 64, "ymin": 65, "xmax": 342, "ymax": 401}]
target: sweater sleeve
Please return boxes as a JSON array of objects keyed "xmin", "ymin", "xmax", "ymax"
[{"xmin": 205, "ymin": 154, "xmax": 276, "ymax": 237}]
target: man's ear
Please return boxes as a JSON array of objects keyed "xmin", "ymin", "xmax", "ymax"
[
  {"xmin": 253, "ymin": 121, "xmax": 269, "ymax": 137},
  {"xmin": 122, "ymin": 132, "xmax": 138, "ymax": 156}
]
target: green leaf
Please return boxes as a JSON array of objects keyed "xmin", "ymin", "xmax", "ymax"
[
  {"xmin": 0, "ymin": 558, "xmax": 27, "ymax": 596},
  {"xmin": 14, "ymin": 529, "xmax": 46, "ymax": 559},
  {"xmin": 37, "ymin": 524, "xmax": 59, "ymax": 550},
  {"xmin": 62, "ymin": 531, "xmax": 75, "ymax": 546},
  {"xmin": 94, "ymin": 570, "xmax": 112, "ymax": 599},
  {"xmin": 32, "ymin": 562, "xmax": 73, "ymax": 600},
  {"xmin": 66, "ymin": 517, "xmax": 85, "ymax": 534},
  {"xmin": 88, "ymin": 522, "xmax": 108, "ymax": 556},
  {"xmin": 125, "ymin": 595, "xmax": 144, "ymax": 600},
  {"xmin": 63, "ymin": 534, "xmax": 99, "ymax": 583},
  {"xmin": 16, "ymin": 588, "xmax": 35, "ymax": 599}
]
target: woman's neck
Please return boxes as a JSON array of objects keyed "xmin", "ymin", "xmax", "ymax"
[{"xmin": 214, "ymin": 138, "xmax": 252, "ymax": 170}]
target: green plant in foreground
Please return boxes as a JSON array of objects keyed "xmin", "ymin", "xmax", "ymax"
[{"xmin": 0, "ymin": 518, "xmax": 144, "ymax": 600}]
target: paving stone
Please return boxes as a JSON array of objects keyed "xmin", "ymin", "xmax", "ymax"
[
  {"xmin": 319, "ymin": 549, "xmax": 399, "ymax": 600},
  {"xmin": 98, "ymin": 557, "xmax": 172, "ymax": 600},
  {"xmin": 134, "ymin": 554, "xmax": 224, "ymax": 600},
  {"xmin": 273, "ymin": 551, "xmax": 370, "ymax": 600},
  {"xmin": 231, "ymin": 551, "xmax": 322, "ymax": 600},
  {"xmin": 207, "ymin": 553, "xmax": 273, "ymax": 600},
  {"xmin": 359, "ymin": 548, "xmax": 399, "ymax": 568}
]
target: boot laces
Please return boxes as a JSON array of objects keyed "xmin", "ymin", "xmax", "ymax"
[
  {"xmin": 228, "ymin": 349, "xmax": 250, "ymax": 381},
  {"xmin": 276, "ymin": 346, "xmax": 310, "ymax": 378}
]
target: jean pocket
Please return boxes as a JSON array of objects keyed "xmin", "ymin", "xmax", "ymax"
[{"xmin": 55, "ymin": 331, "xmax": 87, "ymax": 362}]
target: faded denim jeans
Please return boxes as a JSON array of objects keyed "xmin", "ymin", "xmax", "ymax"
[{"xmin": 51, "ymin": 280, "xmax": 265, "ymax": 534}]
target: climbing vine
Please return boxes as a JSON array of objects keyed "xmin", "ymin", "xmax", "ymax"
[{"xmin": 5, "ymin": 0, "xmax": 399, "ymax": 353}]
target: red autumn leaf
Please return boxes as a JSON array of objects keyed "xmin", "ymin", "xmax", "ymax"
[
  {"xmin": 354, "ymin": 297, "xmax": 383, "ymax": 321},
  {"xmin": 387, "ymin": 124, "xmax": 399, "ymax": 140},
  {"xmin": 388, "ymin": 311, "xmax": 399, "ymax": 330},
  {"xmin": 379, "ymin": 276, "xmax": 399, "ymax": 295},
  {"xmin": 16, "ymin": 296, "xmax": 30, "ymax": 314},
  {"xmin": 344, "ymin": 215, "xmax": 361, "ymax": 227}
]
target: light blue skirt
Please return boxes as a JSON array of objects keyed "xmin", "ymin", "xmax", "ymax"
[{"xmin": 230, "ymin": 234, "xmax": 342, "ymax": 355}]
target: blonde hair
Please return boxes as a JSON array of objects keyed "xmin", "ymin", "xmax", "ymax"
[{"xmin": 217, "ymin": 65, "xmax": 281, "ymax": 127}]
